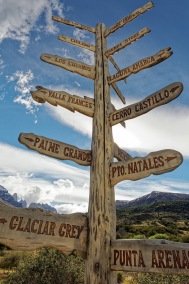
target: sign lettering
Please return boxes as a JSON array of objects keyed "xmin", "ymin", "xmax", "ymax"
[
  {"xmin": 58, "ymin": 35, "xmax": 95, "ymax": 52},
  {"xmin": 40, "ymin": 54, "xmax": 95, "ymax": 80},
  {"xmin": 114, "ymin": 143, "xmax": 132, "ymax": 162},
  {"xmin": 0, "ymin": 200, "xmax": 87, "ymax": 257},
  {"xmin": 31, "ymin": 86, "xmax": 94, "ymax": 117},
  {"xmin": 104, "ymin": 2, "xmax": 153, "ymax": 37},
  {"xmin": 111, "ymin": 239, "xmax": 189, "ymax": 275},
  {"xmin": 108, "ymin": 48, "xmax": 173, "ymax": 84},
  {"xmin": 19, "ymin": 133, "xmax": 92, "ymax": 166},
  {"xmin": 52, "ymin": 16, "xmax": 95, "ymax": 33},
  {"xmin": 110, "ymin": 82, "xmax": 183, "ymax": 126},
  {"xmin": 106, "ymin": 28, "xmax": 151, "ymax": 57},
  {"xmin": 110, "ymin": 149, "xmax": 183, "ymax": 186}
]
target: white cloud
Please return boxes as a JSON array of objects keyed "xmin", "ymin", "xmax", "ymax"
[
  {"xmin": 44, "ymin": 87, "xmax": 189, "ymax": 159},
  {"xmin": 0, "ymin": 0, "xmax": 64, "ymax": 53},
  {"xmin": 0, "ymin": 141, "xmax": 188, "ymax": 213},
  {"xmin": 73, "ymin": 29, "xmax": 89, "ymax": 41},
  {"xmin": 77, "ymin": 49, "xmax": 95, "ymax": 65},
  {"xmin": 0, "ymin": 142, "xmax": 90, "ymax": 212},
  {"xmin": 6, "ymin": 70, "xmax": 39, "ymax": 117}
]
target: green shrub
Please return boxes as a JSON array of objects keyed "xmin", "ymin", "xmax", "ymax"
[
  {"xmin": 2, "ymin": 248, "xmax": 84, "ymax": 284},
  {"xmin": 132, "ymin": 272, "xmax": 189, "ymax": 284},
  {"xmin": 149, "ymin": 233, "xmax": 169, "ymax": 240}
]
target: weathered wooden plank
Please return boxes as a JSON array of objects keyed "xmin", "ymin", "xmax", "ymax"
[
  {"xmin": 111, "ymin": 83, "xmax": 126, "ymax": 104},
  {"xmin": 109, "ymin": 56, "xmax": 127, "ymax": 84},
  {"xmin": 110, "ymin": 149, "xmax": 183, "ymax": 186},
  {"xmin": 111, "ymin": 105, "xmax": 125, "ymax": 128},
  {"xmin": 110, "ymin": 82, "xmax": 183, "ymax": 126},
  {"xmin": 31, "ymin": 86, "xmax": 94, "ymax": 117},
  {"xmin": 85, "ymin": 23, "xmax": 117, "ymax": 284},
  {"xmin": 106, "ymin": 27, "xmax": 151, "ymax": 57},
  {"xmin": 52, "ymin": 16, "xmax": 95, "ymax": 33},
  {"xmin": 58, "ymin": 35, "xmax": 95, "ymax": 52},
  {"xmin": 0, "ymin": 200, "xmax": 87, "ymax": 257},
  {"xmin": 111, "ymin": 239, "xmax": 189, "ymax": 275},
  {"xmin": 19, "ymin": 133, "xmax": 92, "ymax": 166},
  {"xmin": 104, "ymin": 1, "xmax": 154, "ymax": 37},
  {"xmin": 40, "ymin": 53, "xmax": 95, "ymax": 80},
  {"xmin": 108, "ymin": 47, "xmax": 173, "ymax": 84},
  {"xmin": 114, "ymin": 143, "xmax": 132, "ymax": 162}
]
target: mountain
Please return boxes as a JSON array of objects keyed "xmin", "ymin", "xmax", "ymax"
[
  {"xmin": 0, "ymin": 185, "xmax": 57, "ymax": 212},
  {"xmin": 116, "ymin": 191, "xmax": 189, "ymax": 208},
  {"xmin": 29, "ymin": 203, "xmax": 57, "ymax": 213},
  {"xmin": 0, "ymin": 185, "xmax": 23, "ymax": 208}
]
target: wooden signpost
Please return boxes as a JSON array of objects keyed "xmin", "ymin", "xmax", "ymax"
[
  {"xmin": 111, "ymin": 239, "xmax": 189, "ymax": 274},
  {"xmin": 110, "ymin": 149, "xmax": 183, "ymax": 186},
  {"xmin": 31, "ymin": 86, "xmax": 94, "ymax": 117},
  {"xmin": 110, "ymin": 82, "xmax": 183, "ymax": 126},
  {"xmin": 19, "ymin": 133, "xmax": 92, "ymax": 166},
  {"xmin": 0, "ymin": 200, "xmax": 87, "ymax": 257},
  {"xmin": 40, "ymin": 54, "xmax": 95, "ymax": 79},
  {"xmin": 1, "ymin": 1, "xmax": 186, "ymax": 283}
]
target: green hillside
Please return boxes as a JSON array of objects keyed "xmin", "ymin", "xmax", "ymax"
[{"xmin": 116, "ymin": 200, "xmax": 189, "ymax": 242}]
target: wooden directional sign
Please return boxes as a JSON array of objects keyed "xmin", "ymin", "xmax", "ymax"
[
  {"xmin": 40, "ymin": 54, "xmax": 95, "ymax": 80},
  {"xmin": 106, "ymin": 28, "xmax": 151, "ymax": 57},
  {"xmin": 114, "ymin": 143, "xmax": 132, "ymax": 162},
  {"xmin": 31, "ymin": 86, "xmax": 94, "ymax": 118},
  {"xmin": 104, "ymin": 1, "xmax": 154, "ymax": 37},
  {"xmin": 110, "ymin": 149, "xmax": 183, "ymax": 186},
  {"xmin": 58, "ymin": 35, "xmax": 95, "ymax": 52},
  {"xmin": 108, "ymin": 47, "xmax": 173, "ymax": 84},
  {"xmin": 19, "ymin": 133, "xmax": 92, "ymax": 166},
  {"xmin": 52, "ymin": 16, "xmax": 96, "ymax": 34},
  {"xmin": 111, "ymin": 239, "xmax": 189, "ymax": 275},
  {"xmin": 0, "ymin": 200, "xmax": 87, "ymax": 257},
  {"xmin": 110, "ymin": 82, "xmax": 183, "ymax": 126}
]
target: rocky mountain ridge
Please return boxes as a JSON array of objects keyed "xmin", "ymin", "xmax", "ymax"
[
  {"xmin": 116, "ymin": 190, "xmax": 189, "ymax": 208},
  {"xmin": 0, "ymin": 185, "xmax": 57, "ymax": 213}
]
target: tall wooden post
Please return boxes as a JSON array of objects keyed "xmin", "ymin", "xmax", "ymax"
[
  {"xmin": 85, "ymin": 23, "xmax": 116, "ymax": 283},
  {"xmin": 15, "ymin": 3, "xmax": 185, "ymax": 282}
]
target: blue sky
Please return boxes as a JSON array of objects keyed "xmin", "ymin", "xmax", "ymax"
[{"xmin": 0, "ymin": 0, "xmax": 189, "ymax": 214}]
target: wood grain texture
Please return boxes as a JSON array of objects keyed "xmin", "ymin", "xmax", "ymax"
[
  {"xmin": 40, "ymin": 53, "xmax": 95, "ymax": 80},
  {"xmin": 19, "ymin": 133, "xmax": 92, "ymax": 166},
  {"xmin": 111, "ymin": 239, "xmax": 189, "ymax": 275},
  {"xmin": 58, "ymin": 35, "xmax": 95, "ymax": 52},
  {"xmin": 104, "ymin": 1, "xmax": 154, "ymax": 37},
  {"xmin": 52, "ymin": 16, "xmax": 95, "ymax": 33},
  {"xmin": 31, "ymin": 86, "xmax": 94, "ymax": 117},
  {"xmin": 108, "ymin": 47, "xmax": 173, "ymax": 84},
  {"xmin": 110, "ymin": 82, "xmax": 183, "ymax": 126},
  {"xmin": 106, "ymin": 27, "xmax": 151, "ymax": 57},
  {"xmin": 85, "ymin": 23, "xmax": 116, "ymax": 284},
  {"xmin": 114, "ymin": 143, "xmax": 132, "ymax": 162},
  {"xmin": 111, "ymin": 83, "xmax": 126, "ymax": 104},
  {"xmin": 110, "ymin": 149, "xmax": 183, "ymax": 186},
  {"xmin": 0, "ymin": 200, "xmax": 87, "ymax": 257}
]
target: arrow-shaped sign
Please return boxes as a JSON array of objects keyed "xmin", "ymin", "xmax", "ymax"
[
  {"xmin": 106, "ymin": 27, "xmax": 151, "ymax": 57},
  {"xmin": 104, "ymin": 1, "xmax": 154, "ymax": 37},
  {"xmin": 108, "ymin": 47, "xmax": 173, "ymax": 84},
  {"xmin": 19, "ymin": 133, "xmax": 92, "ymax": 166},
  {"xmin": 40, "ymin": 54, "xmax": 95, "ymax": 80},
  {"xmin": 110, "ymin": 149, "xmax": 183, "ymax": 186},
  {"xmin": 31, "ymin": 86, "xmax": 94, "ymax": 118},
  {"xmin": 0, "ymin": 199, "xmax": 87, "ymax": 257},
  {"xmin": 111, "ymin": 239, "xmax": 189, "ymax": 275},
  {"xmin": 52, "ymin": 16, "xmax": 95, "ymax": 34},
  {"xmin": 110, "ymin": 82, "xmax": 183, "ymax": 126},
  {"xmin": 58, "ymin": 35, "xmax": 95, "ymax": 52}
]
